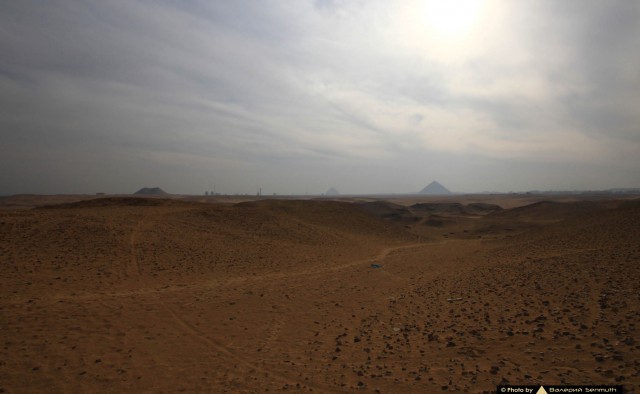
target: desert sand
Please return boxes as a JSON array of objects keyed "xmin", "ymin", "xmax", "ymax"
[{"xmin": 0, "ymin": 194, "xmax": 638, "ymax": 393}]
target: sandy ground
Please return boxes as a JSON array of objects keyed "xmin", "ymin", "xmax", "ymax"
[{"xmin": 0, "ymin": 195, "xmax": 639, "ymax": 393}]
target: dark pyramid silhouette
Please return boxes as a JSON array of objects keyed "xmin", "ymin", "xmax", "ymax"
[
  {"xmin": 134, "ymin": 187, "xmax": 168, "ymax": 195},
  {"xmin": 418, "ymin": 181, "xmax": 451, "ymax": 195},
  {"xmin": 326, "ymin": 187, "xmax": 340, "ymax": 196}
]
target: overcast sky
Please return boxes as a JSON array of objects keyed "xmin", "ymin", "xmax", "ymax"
[{"xmin": 1, "ymin": 0, "xmax": 639, "ymax": 195}]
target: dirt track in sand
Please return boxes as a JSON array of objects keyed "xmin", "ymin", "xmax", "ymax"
[{"xmin": 0, "ymin": 195, "xmax": 639, "ymax": 393}]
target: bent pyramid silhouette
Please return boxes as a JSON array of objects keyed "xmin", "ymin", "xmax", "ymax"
[
  {"xmin": 419, "ymin": 181, "xmax": 451, "ymax": 195},
  {"xmin": 134, "ymin": 187, "xmax": 168, "ymax": 195}
]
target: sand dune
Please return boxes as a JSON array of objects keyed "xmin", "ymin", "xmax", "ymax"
[{"xmin": 0, "ymin": 196, "xmax": 638, "ymax": 393}]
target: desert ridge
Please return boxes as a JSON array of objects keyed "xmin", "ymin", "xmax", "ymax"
[{"xmin": 0, "ymin": 196, "xmax": 638, "ymax": 392}]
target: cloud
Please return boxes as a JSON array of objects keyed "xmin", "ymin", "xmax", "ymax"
[{"xmin": 1, "ymin": 0, "xmax": 639, "ymax": 194}]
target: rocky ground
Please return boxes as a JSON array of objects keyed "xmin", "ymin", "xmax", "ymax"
[{"xmin": 0, "ymin": 196, "xmax": 638, "ymax": 393}]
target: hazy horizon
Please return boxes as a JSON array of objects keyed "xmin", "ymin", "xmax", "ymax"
[
  {"xmin": 4, "ymin": 182, "xmax": 640, "ymax": 197},
  {"xmin": 2, "ymin": 1, "xmax": 639, "ymax": 195}
]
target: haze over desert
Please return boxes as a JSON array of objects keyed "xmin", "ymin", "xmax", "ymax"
[
  {"xmin": 1, "ymin": 193, "xmax": 638, "ymax": 393},
  {"xmin": 2, "ymin": 1, "xmax": 640, "ymax": 392}
]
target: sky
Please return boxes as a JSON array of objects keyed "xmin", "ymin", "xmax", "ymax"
[{"xmin": 1, "ymin": 0, "xmax": 639, "ymax": 195}]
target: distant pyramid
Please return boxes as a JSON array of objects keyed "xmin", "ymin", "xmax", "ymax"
[
  {"xmin": 134, "ymin": 187, "xmax": 168, "ymax": 195},
  {"xmin": 326, "ymin": 187, "xmax": 340, "ymax": 196},
  {"xmin": 418, "ymin": 181, "xmax": 451, "ymax": 195}
]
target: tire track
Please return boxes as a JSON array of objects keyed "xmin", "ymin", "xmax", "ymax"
[
  {"xmin": 3, "ymin": 217, "xmax": 19, "ymax": 268},
  {"xmin": 257, "ymin": 317, "xmax": 286, "ymax": 355},
  {"xmin": 5, "ymin": 241, "xmax": 434, "ymax": 306},
  {"xmin": 210, "ymin": 242, "xmax": 431, "ymax": 290},
  {"xmin": 127, "ymin": 216, "xmax": 145, "ymax": 279},
  {"xmin": 159, "ymin": 300, "xmax": 339, "ymax": 393}
]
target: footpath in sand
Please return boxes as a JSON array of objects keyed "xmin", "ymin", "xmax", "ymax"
[{"xmin": 0, "ymin": 197, "xmax": 638, "ymax": 393}]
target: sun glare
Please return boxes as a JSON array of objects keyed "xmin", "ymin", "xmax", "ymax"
[
  {"xmin": 393, "ymin": 0, "xmax": 494, "ymax": 61},
  {"xmin": 422, "ymin": 0, "xmax": 486, "ymax": 37}
]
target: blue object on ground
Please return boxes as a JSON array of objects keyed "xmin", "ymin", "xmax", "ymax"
[{"xmin": 370, "ymin": 264, "xmax": 382, "ymax": 268}]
